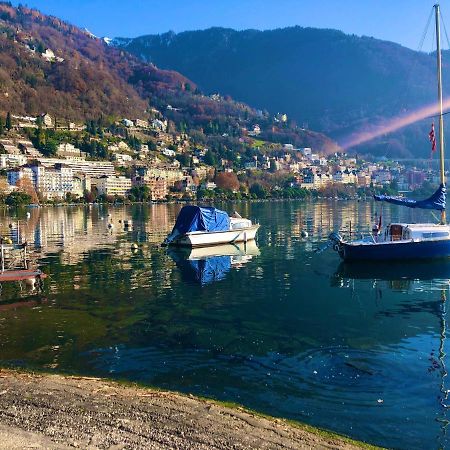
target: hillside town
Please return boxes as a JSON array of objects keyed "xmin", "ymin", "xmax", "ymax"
[{"xmin": 0, "ymin": 110, "xmax": 437, "ymax": 205}]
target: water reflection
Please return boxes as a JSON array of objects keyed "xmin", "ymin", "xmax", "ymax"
[
  {"xmin": 333, "ymin": 258, "xmax": 450, "ymax": 447},
  {"xmin": 168, "ymin": 242, "xmax": 260, "ymax": 286},
  {"xmin": 1, "ymin": 201, "xmax": 450, "ymax": 449},
  {"xmin": 334, "ymin": 260, "xmax": 450, "ymax": 284}
]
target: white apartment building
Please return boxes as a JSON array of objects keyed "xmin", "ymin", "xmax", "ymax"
[
  {"xmin": 134, "ymin": 119, "xmax": 148, "ymax": 128},
  {"xmin": 72, "ymin": 174, "xmax": 91, "ymax": 198},
  {"xmin": 92, "ymin": 175, "xmax": 132, "ymax": 197},
  {"xmin": 144, "ymin": 166, "xmax": 184, "ymax": 186},
  {"xmin": 37, "ymin": 158, "xmax": 115, "ymax": 178},
  {"xmin": 0, "ymin": 153, "xmax": 27, "ymax": 168},
  {"xmin": 162, "ymin": 148, "xmax": 176, "ymax": 157},
  {"xmin": 108, "ymin": 141, "xmax": 130, "ymax": 153},
  {"xmin": 56, "ymin": 143, "xmax": 87, "ymax": 161},
  {"xmin": 8, "ymin": 163, "xmax": 76, "ymax": 199},
  {"xmin": 333, "ymin": 169, "xmax": 357, "ymax": 184},
  {"xmin": 114, "ymin": 153, "xmax": 133, "ymax": 163},
  {"xmin": 7, "ymin": 165, "xmax": 35, "ymax": 187}
]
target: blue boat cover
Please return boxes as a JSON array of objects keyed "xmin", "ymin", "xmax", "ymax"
[
  {"xmin": 374, "ymin": 183, "xmax": 446, "ymax": 211},
  {"xmin": 171, "ymin": 205, "xmax": 230, "ymax": 234}
]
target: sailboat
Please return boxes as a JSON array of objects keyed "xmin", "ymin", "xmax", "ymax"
[{"xmin": 330, "ymin": 4, "xmax": 450, "ymax": 262}]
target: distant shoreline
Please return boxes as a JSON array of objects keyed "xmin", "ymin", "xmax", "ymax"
[{"xmin": 1, "ymin": 196, "xmax": 369, "ymax": 209}]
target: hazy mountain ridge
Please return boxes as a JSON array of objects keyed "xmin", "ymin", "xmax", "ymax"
[{"xmin": 115, "ymin": 26, "xmax": 446, "ymax": 157}]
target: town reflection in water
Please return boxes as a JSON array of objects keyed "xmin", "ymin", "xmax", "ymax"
[{"xmin": 1, "ymin": 200, "xmax": 450, "ymax": 449}]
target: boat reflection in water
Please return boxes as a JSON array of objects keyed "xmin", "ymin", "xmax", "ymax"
[
  {"xmin": 332, "ymin": 259, "xmax": 450, "ymax": 296},
  {"xmin": 334, "ymin": 260, "xmax": 450, "ymax": 284},
  {"xmin": 168, "ymin": 241, "xmax": 260, "ymax": 286}
]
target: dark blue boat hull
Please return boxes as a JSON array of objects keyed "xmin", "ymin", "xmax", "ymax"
[{"xmin": 340, "ymin": 239, "xmax": 450, "ymax": 262}]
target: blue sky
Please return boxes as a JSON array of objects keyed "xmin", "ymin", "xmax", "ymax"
[{"xmin": 10, "ymin": 0, "xmax": 448, "ymax": 49}]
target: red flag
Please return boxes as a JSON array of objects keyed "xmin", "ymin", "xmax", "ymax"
[{"xmin": 429, "ymin": 122, "xmax": 436, "ymax": 152}]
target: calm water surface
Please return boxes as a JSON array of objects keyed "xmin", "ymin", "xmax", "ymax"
[{"xmin": 0, "ymin": 200, "xmax": 449, "ymax": 449}]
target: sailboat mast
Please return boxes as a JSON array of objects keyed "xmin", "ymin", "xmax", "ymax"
[{"xmin": 435, "ymin": 3, "xmax": 446, "ymax": 224}]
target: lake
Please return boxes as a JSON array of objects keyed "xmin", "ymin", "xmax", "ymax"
[{"xmin": 0, "ymin": 200, "xmax": 448, "ymax": 449}]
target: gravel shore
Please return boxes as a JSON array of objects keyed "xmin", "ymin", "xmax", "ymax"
[{"xmin": 0, "ymin": 369, "xmax": 378, "ymax": 449}]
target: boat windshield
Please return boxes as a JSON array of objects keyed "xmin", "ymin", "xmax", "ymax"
[
  {"xmin": 389, "ymin": 224, "xmax": 404, "ymax": 241},
  {"xmin": 384, "ymin": 225, "xmax": 450, "ymax": 241}
]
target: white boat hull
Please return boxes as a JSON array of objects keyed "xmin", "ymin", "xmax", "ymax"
[{"xmin": 171, "ymin": 225, "xmax": 260, "ymax": 248}]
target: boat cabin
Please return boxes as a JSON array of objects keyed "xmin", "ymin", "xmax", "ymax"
[{"xmin": 383, "ymin": 223, "xmax": 450, "ymax": 242}]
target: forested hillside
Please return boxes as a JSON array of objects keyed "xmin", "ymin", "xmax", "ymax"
[
  {"xmin": 116, "ymin": 26, "xmax": 447, "ymax": 157},
  {"xmin": 0, "ymin": 3, "xmax": 338, "ymax": 154}
]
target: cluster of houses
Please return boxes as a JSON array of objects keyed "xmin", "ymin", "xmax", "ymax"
[
  {"xmin": 294, "ymin": 155, "xmax": 436, "ymax": 192},
  {"xmin": 2, "ymin": 135, "xmax": 434, "ymax": 202},
  {"xmin": 12, "ymin": 113, "xmax": 85, "ymax": 131},
  {"xmin": 121, "ymin": 117, "xmax": 168, "ymax": 132},
  {"xmin": 0, "ymin": 134, "xmax": 200, "ymax": 201},
  {"xmin": 0, "ymin": 107, "xmax": 200, "ymax": 201},
  {"xmin": 0, "ymin": 108, "xmax": 438, "ymax": 202},
  {"xmin": 241, "ymin": 144, "xmax": 436, "ymax": 192}
]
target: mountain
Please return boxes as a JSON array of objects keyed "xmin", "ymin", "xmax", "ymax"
[
  {"xmin": 0, "ymin": 4, "xmax": 339, "ymax": 154},
  {"xmin": 114, "ymin": 26, "xmax": 447, "ymax": 158},
  {"xmin": 0, "ymin": 3, "xmax": 192, "ymax": 120}
]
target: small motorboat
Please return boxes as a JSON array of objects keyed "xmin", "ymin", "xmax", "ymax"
[{"xmin": 163, "ymin": 205, "xmax": 259, "ymax": 247}]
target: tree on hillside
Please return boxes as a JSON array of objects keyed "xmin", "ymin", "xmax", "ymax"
[
  {"xmin": 215, "ymin": 172, "xmax": 240, "ymax": 192},
  {"xmin": 0, "ymin": 177, "xmax": 9, "ymax": 202},
  {"xmin": 16, "ymin": 177, "xmax": 39, "ymax": 204},
  {"xmin": 249, "ymin": 183, "xmax": 267, "ymax": 199},
  {"xmin": 129, "ymin": 185, "xmax": 151, "ymax": 202},
  {"xmin": 0, "ymin": 117, "xmax": 4, "ymax": 136},
  {"xmin": 5, "ymin": 112, "xmax": 11, "ymax": 131},
  {"xmin": 204, "ymin": 150, "xmax": 217, "ymax": 166},
  {"xmin": 5, "ymin": 191, "xmax": 32, "ymax": 206},
  {"xmin": 32, "ymin": 128, "xmax": 58, "ymax": 156},
  {"xmin": 0, "ymin": 177, "xmax": 9, "ymax": 195},
  {"xmin": 176, "ymin": 153, "xmax": 191, "ymax": 167}
]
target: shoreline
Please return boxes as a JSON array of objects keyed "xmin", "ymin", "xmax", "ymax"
[
  {"xmin": 0, "ymin": 368, "xmax": 380, "ymax": 449},
  {"xmin": 1, "ymin": 196, "xmax": 367, "ymax": 209}
]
